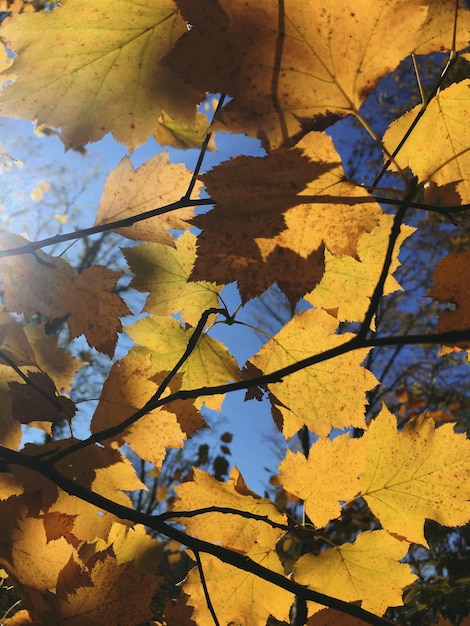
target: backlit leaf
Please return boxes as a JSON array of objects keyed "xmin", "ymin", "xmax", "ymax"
[
  {"xmin": 95, "ymin": 154, "xmax": 200, "ymax": 245},
  {"xmin": 169, "ymin": 0, "xmax": 427, "ymax": 147},
  {"xmin": 383, "ymin": 80, "xmax": 470, "ymax": 205},
  {"xmin": 279, "ymin": 436, "xmax": 366, "ymax": 528},
  {"xmin": 360, "ymin": 406, "xmax": 470, "ymax": 545},
  {"xmin": 0, "ymin": 0, "xmax": 200, "ymax": 149},
  {"xmin": 125, "ymin": 315, "xmax": 240, "ymax": 411},
  {"xmin": 123, "ymin": 231, "xmax": 221, "ymax": 326},
  {"xmin": 248, "ymin": 308, "xmax": 377, "ymax": 438},
  {"xmin": 294, "ymin": 530, "xmax": 415, "ymax": 615},
  {"xmin": 183, "ymin": 550, "xmax": 292, "ymax": 626}
]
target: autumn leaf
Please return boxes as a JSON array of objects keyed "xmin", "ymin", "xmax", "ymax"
[
  {"xmin": 183, "ymin": 550, "xmax": 292, "ymax": 626},
  {"xmin": 247, "ymin": 308, "xmax": 378, "ymax": 438},
  {"xmin": 95, "ymin": 523, "xmax": 164, "ymax": 572},
  {"xmin": 91, "ymin": 350, "xmax": 205, "ymax": 465},
  {"xmin": 123, "ymin": 231, "xmax": 222, "ymax": 326},
  {"xmin": 383, "ymin": 80, "xmax": 470, "ymax": 205},
  {"xmin": 0, "ymin": 364, "xmax": 23, "ymax": 450},
  {"xmin": 307, "ymin": 607, "xmax": 373, "ymax": 626},
  {"xmin": 306, "ymin": 216, "xmax": 414, "ymax": 322},
  {"xmin": 412, "ymin": 0, "xmax": 470, "ymax": 54},
  {"xmin": 173, "ymin": 467, "xmax": 286, "ymax": 552},
  {"xmin": 154, "ymin": 110, "xmax": 217, "ymax": 151},
  {"xmin": 0, "ymin": 233, "xmax": 130, "ymax": 356},
  {"xmin": 95, "ymin": 154, "xmax": 201, "ymax": 245},
  {"xmin": 293, "ymin": 530, "xmax": 415, "ymax": 615},
  {"xmin": 0, "ymin": 0, "xmax": 200, "ymax": 149},
  {"xmin": 12, "ymin": 440, "xmax": 146, "ymax": 543},
  {"xmin": 428, "ymin": 251, "xmax": 470, "ymax": 349},
  {"xmin": 192, "ymin": 133, "xmax": 384, "ymax": 305},
  {"xmin": 169, "ymin": 0, "xmax": 427, "ymax": 147},
  {"xmin": 8, "ymin": 371, "xmax": 76, "ymax": 425},
  {"xmin": 359, "ymin": 406, "xmax": 470, "ymax": 545},
  {"xmin": 125, "ymin": 315, "xmax": 240, "ymax": 411},
  {"xmin": 279, "ymin": 436, "xmax": 367, "ymax": 528},
  {"xmin": 55, "ymin": 548, "xmax": 160, "ymax": 626}
]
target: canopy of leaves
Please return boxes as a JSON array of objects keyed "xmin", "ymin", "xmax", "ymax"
[{"xmin": 0, "ymin": 1, "xmax": 469, "ymax": 625}]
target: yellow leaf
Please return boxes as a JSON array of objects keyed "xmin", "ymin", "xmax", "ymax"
[
  {"xmin": 0, "ymin": 0, "xmax": 200, "ymax": 149},
  {"xmin": 306, "ymin": 216, "xmax": 415, "ymax": 322},
  {"xmin": 57, "ymin": 550, "xmax": 160, "ymax": 625},
  {"xmin": 294, "ymin": 530, "xmax": 415, "ymax": 616},
  {"xmin": 248, "ymin": 308, "xmax": 377, "ymax": 438},
  {"xmin": 154, "ymin": 110, "xmax": 216, "ymax": 151},
  {"xmin": 98, "ymin": 523, "xmax": 164, "ymax": 572},
  {"xmin": 125, "ymin": 315, "xmax": 240, "ymax": 411},
  {"xmin": 123, "ymin": 231, "xmax": 222, "ymax": 326},
  {"xmin": 183, "ymin": 550, "xmax": 292, "ymax": 626},
  {"xmin": 360, "ymin": 406, "xmax": 470, "ymax": 545},
  {"xmin": 173, "ymin": 467, "xmax": 286, "ymax": 552},
  {"xmin": 411, "ymin": 0, "xmax": 470, "ymax": 54},
  {"xmin": 91, "ymin": 350, "xmax": 187, "ymax": 468},
  {"xmin": 279, "ymin": 436, "xmax": 367, "ymax": 528},
  {"xmin": 168, "ymin": 0, "xmax": 427, "ymax": 148},
  {"xmin": 95, "ymin": 154, "xmax": 201, "ymax": 245},
  {"xmin": 383, "ymin": 80, "xmax": 470, "ymax": 205},
  {"xmin": 257, "ymin": 134, "xmax": 385, "ymax": 260}
]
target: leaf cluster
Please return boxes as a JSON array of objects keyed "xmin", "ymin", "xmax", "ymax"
[{"xmin": 0, "ymin": 1, "xmax": 469, "ymax": 625}]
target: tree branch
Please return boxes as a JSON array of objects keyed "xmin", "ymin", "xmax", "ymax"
[{"xmin": 0, "ymin": 445, "xmax": 394, "ymax": 626}]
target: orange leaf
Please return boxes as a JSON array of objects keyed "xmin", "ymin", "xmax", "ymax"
[
  {"xmin": 169, "ymin": 0, "xmax": 427, "ymax": 147},
  {"xmin": 429, "ymin": 251, "xmax": 470, "ymax": 349}
]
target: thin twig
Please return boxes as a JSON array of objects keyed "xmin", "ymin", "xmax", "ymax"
[
  {"xmin": 184, "ymin": 94, "xmax": 227, "ymax": 200},
  {"xmin": 47, "ymin": 307, "xmax": 228, "ymax": 463},
  {"xmin": 358, "ymin": 177, "xmax": 417, "ymax": 339},
  {"xmin": 194, "ymin": 551, "xmax": 220, "ymax": 626},
  {"xmin": 39, "ymin": 326, "xmax": 470, "ymax": 463},
  {"xmin": 0, "ymin": 197, "xmax": 212, "ymax": 258}
]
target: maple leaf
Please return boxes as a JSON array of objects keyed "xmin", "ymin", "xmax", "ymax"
[
  {"xmin": 55, "ymin": 548, "xmax": 160, "ymax": 625},
  {"xmin": 0, "ymin": 233, "xmax": 130, "ymax": 356},
  {"xmin": 359, "ymin": 406, "xmax": 470, "ymax": 545},
  {"xmin": 95, "ymin": 154, "xmax": 201, "ymax": 245},
  {"xmin": 192, "ymin": 133, "xmax": 384, "ymax": 305},
  {"xmin": 12, "ymin": 440, "xmax": 146, "ymax": 542},
  {"xmin": 279, "ymin": 436, "xmax": 367, "ymax": 528},
  {"xmin": 0, "ymin": 501, "xmax": 77, "ymax": 617},
  {"xmin": 125, "ymin": 315, "xmax": 240, "ymax": 411},
  {"xmin": 0, "ymin": 0, "xmax": 201, "ymax": 149},
  {"xmin": 255, "ymin": 134, "xmax": 385, "ymax": 260},
  {"xmin": 123, "ymin": 231, "xmax": 222, "ymax": 326},
  {"xmin": 383, "ymin": 80, "xmax": 470, "ymax": 205},
  {"xmin": 306, "ymin": 216, "xmax": 415, "ymax": 322},
  {"xmin": 428, "ymin": 251, "xmax": 470, "ymax": 349},
  {"xmin": 293, "ymin": 530, "xmax": 415, "ymax": 616},
  {"xmin": 91, "ymin": 350, "xmax": 206, "ymax": 465},
  {"xmin": 96, "ymin": 523, "xmax": 164, "ymax": 572},
  {"xmin": 173, "ymin": 467, "xmax": 286, "ymax": 552},
  {"xmin": 247, "ymin": 308, "xmax": 378, "ymax": 438},
  {"xmin": 169, "ymin": 0, "xmax": 427, "ymax": 148},
  {"xmin": 412, "ymin": 0, "xmax": 470, "ymax": 54},
  {"xmin": 0, "ymin": 364, "xmax": 23, "ymax": 450},
  {"xmin": 307, "ymin": 607, "xmax": 373, "ymax": 626},
  {"xmin": 183, "ymin": 550, "xmax": 292, "ymax": 626}
]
